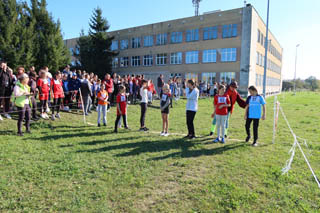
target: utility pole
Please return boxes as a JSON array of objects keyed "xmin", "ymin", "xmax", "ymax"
[
  {"xmin": 262, "ymin": 0, "xmax": 270, "ymax": 98},
  {"xmin": 294, "ymin": 44, "xmax": 300, "ymax": 95},
  {"xmin": 192, "ymin": 0, "xmax": 202, "ymax": 16}
]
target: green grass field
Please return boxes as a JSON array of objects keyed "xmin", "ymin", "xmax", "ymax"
[{"xmin": 0, "ymin": 92, "xmax": 319, "ymax": 212}]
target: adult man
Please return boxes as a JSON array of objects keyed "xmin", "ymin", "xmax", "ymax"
[
  {"xmin": 68, "ymin": 73, "xmax": 81, "ymax": 109},
  {"xmin": 80, "ymin": 74, "xmax": 92, "ymax": 116},
  {"xmin": 210, "ymin": 81, "xmax": 246, "ymax": 137},
  {"xmin": 0, "ymin": 61, "xmax": 14, "ymax": 120},
  {"xmin": 157, "ymin": 74, "xmax": 164, "ymax": 97}
]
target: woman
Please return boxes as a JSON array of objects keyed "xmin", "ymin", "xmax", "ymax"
[
  {"xmin": 185, "ymin": 79, "xmax": 199, "ymax": 139},
  {"xmin": 13, "ymin": 73, "xmax": 32, "ymax": 136}
]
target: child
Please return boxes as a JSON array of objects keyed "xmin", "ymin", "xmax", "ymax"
[
  {"xmin": 160, "ymin": 84, "xmax": 171, "ymax": 136},
  {"xmin": 185, "ymin": 79, "xmax": 199, "ymax": 139},
  {"xmin": 244, "ymin": 86, "xmax": 266, "ymax": 147},
  {"xmin": 114, "ymin": 85, "xmax": 129, "ymax": 133},
  {"xmin": 37, "ymin": 70, "xmax": 50, "ymax": 119},
  {"xmin": 213, "ymin": 85, "xmax": 231, "ymax": 144},
  {"xmin": 51, "ymin": 72, "xmax": 64, "ymax": 120},
  {"xmin": 97, "ymin": 84, "xmax": 109, "ymax": 127},
  {"xmin": 139, "ymin": 80, "xmax": 149, "ymax": 131}
]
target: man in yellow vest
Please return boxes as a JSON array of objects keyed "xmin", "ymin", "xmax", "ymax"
[{"xmin": 12, "ymin": 73, "xmax": 32, "ymax": 136}]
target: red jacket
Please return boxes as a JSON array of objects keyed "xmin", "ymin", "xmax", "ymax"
[
  {"xmin": 102, "ymin": 79, "xmax": 113, "ymax": 94},
  {"xmin": 225, "ymin": 88, "xmax": 246, "ymax": 114}
]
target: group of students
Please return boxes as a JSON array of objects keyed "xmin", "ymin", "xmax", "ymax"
[{"xmin": 1, "ymin": 61, "xmax": 267, "ymax": 145}]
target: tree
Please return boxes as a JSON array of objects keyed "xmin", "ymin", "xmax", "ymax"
[
  {"xmin": 31, "ymin": 0, "xmax": 70, "ymax": 71},
  {"xmin": 305, "ymin": 76, "xmax": 319, "ymax": 91},
  {"xmin": 75, "ymin": 7, "xmax": 117, "ymax": 78}
]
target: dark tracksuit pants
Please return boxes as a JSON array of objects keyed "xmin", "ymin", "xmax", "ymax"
[
  {"xmin": 17, "ymin": 104, "xmax": 31, "ymax": 133},
  {"xmin": 31, "ymin": 96, "xmax": 37, "ymax": 118},
  {"xmin": 140, "ymin": 103, "xmax": 147, "ymax": 127},
  {"xmin": 186, "ymin": 110, "xmax": 196, "ymax": 136},
  {"xmin": 52, "ymin": 98, "xmax": 62, "ymax": 114},
  {"xmin": 1, "ymin": 88, "xmax": 12, "ymax": 113},
  {"xmin": 245, "ymin": 118, "xmax": 260, "ymax": 142},
  {"xmin": 114, "ymin": 114, "xmax": 128, "ymax": 131}
]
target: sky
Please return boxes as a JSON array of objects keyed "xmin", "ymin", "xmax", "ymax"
[{"xmin": 44, "ymin": 0, "xmax": 320, "ymax": 80}]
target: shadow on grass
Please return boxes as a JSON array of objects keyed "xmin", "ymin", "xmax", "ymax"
[{"xmin": 0, "ymin": 130, "xmax": 15, "ymax": 135}]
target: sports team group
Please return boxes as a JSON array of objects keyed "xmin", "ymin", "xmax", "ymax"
[{"xmin": 0, "ymin": 61, "xmax": 266, "ymax": 146}]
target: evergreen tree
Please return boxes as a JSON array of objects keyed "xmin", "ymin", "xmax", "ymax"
[{"xmin": 76, "ymin": 7, "xmax": 117, "ymax": 77}]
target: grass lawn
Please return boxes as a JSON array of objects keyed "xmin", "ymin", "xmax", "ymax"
[{"xmin": 0, "ymin": 91, "xmax": 320, "ymax": 212}]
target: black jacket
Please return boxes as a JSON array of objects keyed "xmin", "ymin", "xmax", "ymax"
[
  {"xmin": 0, "ymin": 68, "xmax": 13, "ymax": 90},
  {"xmin": 80, "ymin": 80, "xmax": 92, "ymax": 97}
]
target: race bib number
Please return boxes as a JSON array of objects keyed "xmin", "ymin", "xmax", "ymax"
[
  {"xmin": 218, "ymin": 97, "xmax": 226, "ymax": 104},
  {"xmin": 101, "ymin": 93, "xmax": 106, "ymax": 99},
  {"xmin": 162, "ymin": 95, "xmax": 167, "ymax": 101},
  {"xmin": 120, "ymin": 95, "xmax": 126, "ymax": 102},
  {"xmin": 54, "ymin": 80, "xmax": 60, "ymax": 84}
]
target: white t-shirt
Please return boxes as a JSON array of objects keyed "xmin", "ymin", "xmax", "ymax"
[{"xmin": 140, "ymin": 87, "xmax": 148, "ymax": 103}]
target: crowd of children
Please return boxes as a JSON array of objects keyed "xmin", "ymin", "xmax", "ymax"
[{"xmin": 1, "ymin": 61, "xmax": 267, "ymax": 146}]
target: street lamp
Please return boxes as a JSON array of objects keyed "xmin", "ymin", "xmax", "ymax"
[
  {"xmin": 293, "ymin": 44, "xmax": 300, "ymax": 95},
  {"xmin": 262, "ymin": 0, "xmax": 270, "ymax": 98}
]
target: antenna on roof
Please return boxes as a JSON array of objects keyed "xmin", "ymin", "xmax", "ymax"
[{"xmin": 192, "ymin": 0, "xmax": 202, "ymax": 16}]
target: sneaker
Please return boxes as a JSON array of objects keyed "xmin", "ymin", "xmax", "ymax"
[
  {"xmin": 55, "ymin": 113, "xmax": 61, "ymax": 119},
  {"xmin": 252, "ymin": 141, "xmax": 258, "ymax": 147},
  {"xmin": 124, "ymin": 127, "xmax": 130, "ymax": 130},
  {"xmin": 114, "ymin": 129, "xmax": 118, "ymax": 133},
  {"xmin": 40, "ymin": 113, "xmax": 46, "ymax": 119},
  {"xmin": 209, "ymin": 132, "xmax": 213, "ymax": 136},
  {"xmin": 160, "ymin": 132, "xmax": 165, "ymax": 136},
  {"xmin": 183, "ymin": 135, "xmax": 190, "ymax": 139},
  {"xmin": 63, "ymin": 106, "xmax": 69, "ymax": 111},
  {"xmin": 46, "ymin": 108, "xmax": 51, "ymax": 113},
  {"xmin": 17, "ymin": 132, "xmax": 24, "ymax": 136},
  {"xmin": 0, "ymin": 115, "xmax": 3, "ymax": 121},
  {"xmin": 245, "ymin": 136, "xmax": 251, "ymax": 142},
  {"xmin": 213, "ymin": 138, "xmax": 220, "ymax": 143},
  {"xmin": 139, "ymin": 128, "xmax": 145, "ymax": 132},
  {"xmin": 98, "ymin": 124, "xmax": 101, "ymax": 127},
  {"xmin": 164, "ymin": 132, "xmax": 169, "ymax": 137},
  {"xmin": 51, "ymin": 115, "xmax": 55, "ymax": 121},
  {"xmin": 221, "ymin": 138, "xmax": 226, "ymax": 144},
  {"xmin": 103, "ymin": 123, "xmax": 107, "ymax": 127},
  {"xmin": 26, "ymin": 130, "xmax": 31, "ymax": 134},
  {"xmin": 224, "ymin": 135, "xmax": 228, "ymax": 139},
  {"xmin": 143, "ymin": 127, "xmax": 149, "ymax": 131},
  {"xmin": 44, "ymin": 113, "xmax": 50, "ymax": 119},
  {"xmin": 4, "ymin": 114, "xmax": 11, "ymax": 119},
  {"xmin": 189, "ymin": 135, "xmax": 196, "ymax": 140},
  {"xmin": 32, "ymin": 116, "xmax": 39, "ymax": 121}
]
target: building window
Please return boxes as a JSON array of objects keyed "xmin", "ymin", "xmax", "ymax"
[
  {"xmin": 202, "ymin": 72, "xmax": 216, "ymax": 85},
  {"xmin": 185, "ymin": 73, "xmax": 198, "ymax": 82},
  {"xmin": 220, "ymin": 72, "xmax": 236, "ymax": 84},
  {"xmin": 170, "ymin": 52, "xmax": 182, "ymax": 65},
  {"xmin": 143, "ymin": 55, "xmax": 153, "ymax": 66},
  {"xmin": 203, "ymin": 27, "xmax": 218, "ymax": 40},
  {"xmin": 171, "ymin": 32, "xmax": 183, "ymax": 43},
  {"xmin": 257, "ymin": 30, "xmax": 261, "ymax": 43},
  {"xmin": 120, "ymin": 40, "xmax": 129, "ymax": 50},
  {"xmin": 131, "ymin": 37, "xmax": 141, "ymax": 48},
  {"xmin": 260, "ymin": 33, "xmax": 264, "ymax": 46},
  {"xmin": 256, "ymin": 52, "xmax": 260, "ymax": 65},
  {"xmin": 186, "ymin": 29, "xmax": 199, "ymax": 42},
  {"xmin": 69, "ymin": 48, "xmax": 73, "ymax": 55},
  {"xmin": 156, "ymin": 53, "xmax": 167, "ymax": 65},
  {"xmin": 222, "ymin": 24, "xmax": 238, "ymax": 38},
  {"xmin": 112, "ymin": 58, "xmax": 118, "ymax": 68},
  {"xmin": 144, "ymin": 35, "xmax": 153, "ymax": 47},
  {"xmin": 221, "ymin": 48, "xmax": 237, "ymax": 62},
  {"xmin": 186, "ymin": 51, "xmax": 199, "ymax": 64},
  {"xmin": 120, "ymin": 57, "xmax": 129, "ymax": 67},
  {"xmin": 156, "ymin": 33, "xmax": 167, "ymax": 45},
  {"xmin": 203, "ymin": 49, "xmax": 217, "ymax": 63},
  {"xmin": 131, "ymin": 56, "xmax": 140, "ymax": 67},
  {"xmin": 111, "ymin": 40, "xmax": 118, "ymax": 51}
]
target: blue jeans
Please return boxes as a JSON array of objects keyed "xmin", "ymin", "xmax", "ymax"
[
  {"xmin": 97, "ymin": 105, "xmax": 107, "ymax": 125},
  {"xmin": 212, "ymin": 112, "xmax": 230, "ymax": 129}
]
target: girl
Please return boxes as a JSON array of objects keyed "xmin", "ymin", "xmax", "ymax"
[
  {"xmin": 160, "ymin": 84, "xmax": 171, "ymax": 136},
  {"xmin": 114, "ymin": 85, "xmax": 129, "ymax": 133},
  {"xmin": 244, "ymin": 86, "xmax": 266, "ymax": 147},
  {"xmin": 97, "ymin": 84, "xmax": 109, "ymax": 127},
  {"xmin": 213, "ymin": 85, "xmax": 231, "ymax": 144},
  {"xmin": 13, "ymin": 74, "xmax": 32, "ymax": 136},
  {"xmin": 51, "ymin": 72, "xmax": 64, "ymax": 120},
  {"xmin": 139, "ymin": 80, "xmax": 149, "ymax": 131},
  {"xmin": 185, "ymin": 79, "xmax": 199, "ymax": 139},
  {"xmin": 37, "ymin": 70, "xmax": 50, "ymax": 119}
]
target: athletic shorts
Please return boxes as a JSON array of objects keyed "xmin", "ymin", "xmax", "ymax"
[
  {"xmin": 161, "ymin": 107, "xmax": 169, "ymax": 114},
  {"xmin": 39, "ymin": 93, "xmax": 49, "ymax": 101},
  {"xmin": 54, "ymin": 93, "xmax": 64, "ymax": 99}
]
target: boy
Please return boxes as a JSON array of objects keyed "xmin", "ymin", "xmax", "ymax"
[
  {"xmin": 114, "ymin": 85, "xmax": 129, "ymax": 133},
  {"xmin": 37, "ymin": 70, "xmax": 50, "ymax": 119},
  {"xmin": 97, "ymin": 84, "xmax": 109, "ymax": 127},
  {"xmin": 213, "ymin": 85, "xmax": 231, "ymax": 144},
  {"xmin": 51, "ymin": 72, "xmax": 64, "ymax": 120},
  {"xmin": 244, "ymin": 86, "xmax": 266, "ymax": 147},
  {"xmin": 139, "ymin": 80, "xmax": 149, "ymax": 131},
  {"xmin": 160, "ymin": 84, "xmax": 171, "ymax": 136}
]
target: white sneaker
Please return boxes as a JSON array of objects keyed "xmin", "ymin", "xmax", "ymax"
[
  {"xmin": 4, "ymin": 114, "xmax": 12, "ymax": 119},
  {"xmin": 51, "ymin": 115, "xmax": 55, "ymax": 121},
  {"xmin": 46, "ymin": 108, "xmax": 51, "ymax": 113},
  {"xmin": 160, "ymin": 132, "xmax": 165, "ymax": 136},
  {"xmin": 44, "ymin": 113, "xmax": 50, "ymax": 119},
  {"xmin": 0, "ymin": 115, "xmax": 3, "ymax": 121},
  {"xmin": 55, "ymin": 113, "xmax": 61, "ymax": 119},
  {"xmin": 41, "ymin": 113, "xmax": 46, "ymax": 119},
  {"xmin": 164, "ymin": 132, "xmax": 169, "ymax": 137}
]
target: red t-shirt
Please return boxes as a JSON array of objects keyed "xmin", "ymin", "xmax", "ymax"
[
  {"xmin": 37, "ymin": 78, "xmax": 50, "ymax": 94},
  {"xmin": 214, "ymin": 94, "xmax": 231, "ymax": 115},
  {"xmin": 116, "ymin": 93, "xmax": 127, "ymax": 115},
  {"xmin": 225, "ymin": 89, "xmax": 238, "ymax": 114},
  {"xmin": 51, "ymin": 79, "xmax": 64, "ymax": 98}
]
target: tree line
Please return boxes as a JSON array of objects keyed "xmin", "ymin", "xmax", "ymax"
[
  {"xmin": 0, "ymin": 0, "xmax": 70, "ymax": 72},
  {"xmin": 282, "ymin": 76, "xmax": 320, "ymax": 91}
]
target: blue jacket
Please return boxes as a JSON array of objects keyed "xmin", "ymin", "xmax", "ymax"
[
  {"xmin": 68, "ymin": 78, "xmax": 81, "ymax": 91},
  {"xmin": 62, "ymin": 80, "xmax": 69, "ymax": 92}
]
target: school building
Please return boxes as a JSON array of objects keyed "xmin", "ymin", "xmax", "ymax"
[{"xmin": 64, "ymin": 4, "xmax": 283, "ymax": 95}]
